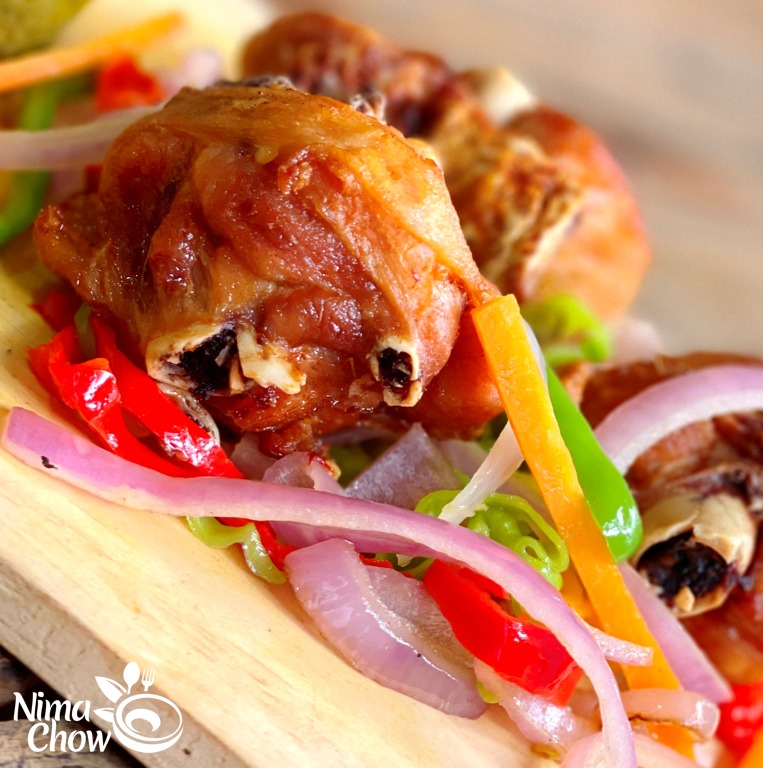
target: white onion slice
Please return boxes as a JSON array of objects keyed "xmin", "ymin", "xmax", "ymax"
[
  {"xmin": 474, "ymin": 659, "xmax": 596, "ymax": 755},
  {"xmin": 619, "ymin": 564, "xmax": 732, "ymax": 704},
  {"xmin": 286, "ymin": 538, "xmax": 486, "ymax": 718},
  {"xmin": 439, "ymin": 320, "xmax": 545, "ymax": 525},
  {"xmin": 562, "ymin": 731, "xmax": 699, "ymax": 768},
  {"xmin": 439, "ymin": 420, "xmax": 524, "ymax": 525},
  {"xmin": 620, "ymin": 688, "xmax": 719, "ymax": 740},
  {"xmin": 0, "ymin": 107, "xmax": 160, "ymax": 170},
  {"xmin": 595, "ymin": 364, "xmax": 763, "ymax": 474},
  {"xmin": 2, "ymin": 407, "xmax": 637, "ymax": 768},
  {"xmin": 585, "ymin": 625, "xmax": 653, "ymax": 668},
  {"xmin": 437, "ymin": 439, "xmax": 487, "ymax": 478}
]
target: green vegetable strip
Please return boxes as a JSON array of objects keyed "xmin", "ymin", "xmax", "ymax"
[
  {"xmin": 521, "ymin": 293, "xmax": 612, "ymax": 367},
  {"xmin": 416, "ymin": 489, "xmax": 568, "ymax": 588},
  {"xmin": 545, "ymin": 364, "xmax": 642, "ymax": 562},
  {"xmin": 0, "ymin": 76, "xmax": 88, "ymax": 247},
  {"xmin": 186, "ymin": 516, "xmax": 286, "ymax": 585}
]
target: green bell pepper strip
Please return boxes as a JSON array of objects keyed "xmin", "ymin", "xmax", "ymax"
[
  {"xmin": 521, "ymin": 293, "xmax": 612, "ymax": 368},
  {"xmin": 416, "ymin": 488, "xmax": 568, "ymax": 588},
  {"xmin": 186, "ymin": 516, "xmax": 287, "ymax": 586},
  {"xmin": 0, "ymin": 76, "xmax": 88, "ymax": 247},
  {"xmin": 545, "ymin": 364, "xmax": 642, "ymax": 562}
]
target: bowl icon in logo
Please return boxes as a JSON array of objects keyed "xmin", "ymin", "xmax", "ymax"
[
  {"xmin": 111, "ymin": 693, "xmax": 184, "ymax": 753},
  {"xmin": 94, "ymin": 662, "xmax": 183, "ymax": 754}
]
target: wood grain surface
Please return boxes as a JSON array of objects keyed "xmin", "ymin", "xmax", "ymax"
[{"xmin": 1, "ymin": 1, "xmax": 761, "ymax": 766}]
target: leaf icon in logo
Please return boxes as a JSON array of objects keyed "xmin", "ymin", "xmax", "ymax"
[
  {"xmin": 95, "ymin": 676, "xmax": 126, "ymax": 703},
  {"xmin": 93, "ymin": 707, "xmax": 115, "ymax": 724}
]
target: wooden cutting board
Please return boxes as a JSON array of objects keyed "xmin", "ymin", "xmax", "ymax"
[
  {"xmin": 2, "ymin": 0, "xmax": 760, "ymax": 765},
  {"xmin": 0, "ymin": 235, "xmax": 558, "ymax": 766}
]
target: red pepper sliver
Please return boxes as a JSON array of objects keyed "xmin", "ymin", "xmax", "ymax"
[
  {"xmin": 424, "ymin": 559, "xmax": 582, "ymax": 705},
  {"xmin": 89, "ymin": 317, "xmax": 292, "ymax": 563},
  {"xmin": 31, "ymin": 284, "xmax": 82, "ymax": 332},
  {"xmin": 28, "ymin": 326, "xmax": 196, "ymax": 478},
  {"xmin": 95, "ymin": 55, "xmax": 165, "ymax": 113},
  {"xmin": 718, "ymin": 679, "xmax": 763, "ymax": 758},
  {"xmin": 90, "ymin": 316, "xmax": 243, "ymax": 479}
]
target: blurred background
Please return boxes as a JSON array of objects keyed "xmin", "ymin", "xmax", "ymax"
[
  {"xmin": 58, "ymin": 0, "xmax": 763, "ymax": 353},
  {"xmin": 269, "ymin": 0, "xmax": 763, "ymax": 353}
]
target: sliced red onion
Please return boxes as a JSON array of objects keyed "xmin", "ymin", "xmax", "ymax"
[
  {"xmin": 3, "ymin": 407, "xmax": 637, "ymax": 768},
  {"xmin": 159, "ymin": 48, "xmax": 223, "ymax": 94},
  {"xmin": 474, "ymin": 659, "xmax": 596, "ymax": 756},
  {"xmin": 562, "ymin": 732, "xmax": 699, "ymax": 768},
  {"xmin": 346, "ymin": 423, "xmax": 459, "ymax": 509},
  {"xmin": 437, "ymin": 439, "xmax": 487, "ymax": 478},
  {"xmin": 286, "ymin": 538, "xmax": 486, "ymax": 718},
  {"xmin": 263, "ymin": 452, "xmax": 344, "ymax": 494},
  {"xmin": 610, "ymin": 315, "xmax": 664, "ymax": 364},
  {"xmin": 264, "ymin": 453, "xmax": 346, "ymax": 549},
  {"xmin": 595, "ymin": 364, "xmax": 763, "ymax": 474},
  {"xmin": 0, "ymin": 107, "xmax": 160, "ymax": 171},
  {"xmin": 619, "ymin": 564, "xmax": 731, "ymax": 704},
  {"xmin": 228, "ymin": 433, "xmax": 276, "ymax": 480},
  {"xmin": 620, "ymin": 688, "xmax": 719, "ymax": 740}
]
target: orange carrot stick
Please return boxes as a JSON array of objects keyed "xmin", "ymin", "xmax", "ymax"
[
  {"xmin": 472, "ymin": 294, "xmax": 694, "ymax": 756},
  {"xmin": 0, "ymin": 12, "xmax": 183, "ymax": 95},
  {"xmin": 739, "ymin": 726, "xmax": 763, "ymax": 768}
]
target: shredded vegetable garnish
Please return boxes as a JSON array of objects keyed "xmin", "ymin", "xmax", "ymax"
[
  {"xmin": 471, "ymin": 294, "xmax": 694, "ymax": 756},
  {"xmin": 546, "ymin": 365, "xmax": 642, "ymax": 562},
  {"xmin": 0, "ymin": 12, "xmax": 183, "ymax": 94},
  {"xmin": 187, "ymin": 516, "xmax": 287, "ymax": 585},
  {"xmin": 521, "ymin": 293, "xmax": 612, "ymax": 368},
  {"xmin": 0, "ymin": 75, "xmax": 85, "ymax": 246},
  {"xmin": 417, "ymin": 489, "xmax": 568, "ymax": 588}
]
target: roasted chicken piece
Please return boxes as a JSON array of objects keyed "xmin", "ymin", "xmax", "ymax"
[
  {"xmin": 34, "ymin": 82, "xmax": 500, "ymax": 454},
  {"xmin": 242, "ymin": 11, "xmax": 451, "ymax": 137},
  {"xmin": 569, "ymin": 354, "xmax": 763, "ymax": 679},
  {"xmin": 242, "ymin": 12, "xmax": 651, "ymax": 320}
]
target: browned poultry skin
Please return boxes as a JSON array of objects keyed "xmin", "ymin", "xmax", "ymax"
[
  {"xmin": 571, "ymin": 353, "xmax": 763, "ymax": 682},
  {"xmin": 242, "ymin": 12, "xmax": 651, "ymax": 320},
  {"xmin": 242, "ymin": 12, "xmax": 452, "ymax": 137},
  {"xmin": 34, "ymin": 83, "xmax": 500, "ymax": 454}
]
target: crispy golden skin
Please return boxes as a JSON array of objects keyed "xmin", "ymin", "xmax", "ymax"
[
  {"xmin": 242, "ymin": 12, "xmax": 651, "ymax": 320},
  {"xmin": 35, "ymin": 83, "xmax": 500, "ymax": 454}
]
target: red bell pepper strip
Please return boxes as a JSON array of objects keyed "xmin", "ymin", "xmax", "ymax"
[
  {"xmin": 90, "ymin": 316, "xmax": 242, "ymax": 479},
  {"xmin": 28, "ymin": 326, "xmax": 195, "ymax": 477},
  {"xmin": 423, "ymin": 559, "xmax": 582, "ymax": 705},
  {"xmin": 31, "ymin": 284, "xmax": 82, "ymax": 332},
  {"xmin": 718, "ymin": 679, "xmax": 763, "ymax": 759},
  {"xmin": 88, "ymin": 316, "xmax": 297, "ymax": 564},
  {"xmin": 29, "ymin": 315, "xmax": 293, "ymax": 570},
  {"xmin": 95, "ymin": 55, "xmax": 165, "ymax": 113}
]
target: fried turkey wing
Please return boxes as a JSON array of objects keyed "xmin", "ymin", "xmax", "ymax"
[{"xmin": 34, "ymin": 83, "xmax": 500, "ymax": 454}]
